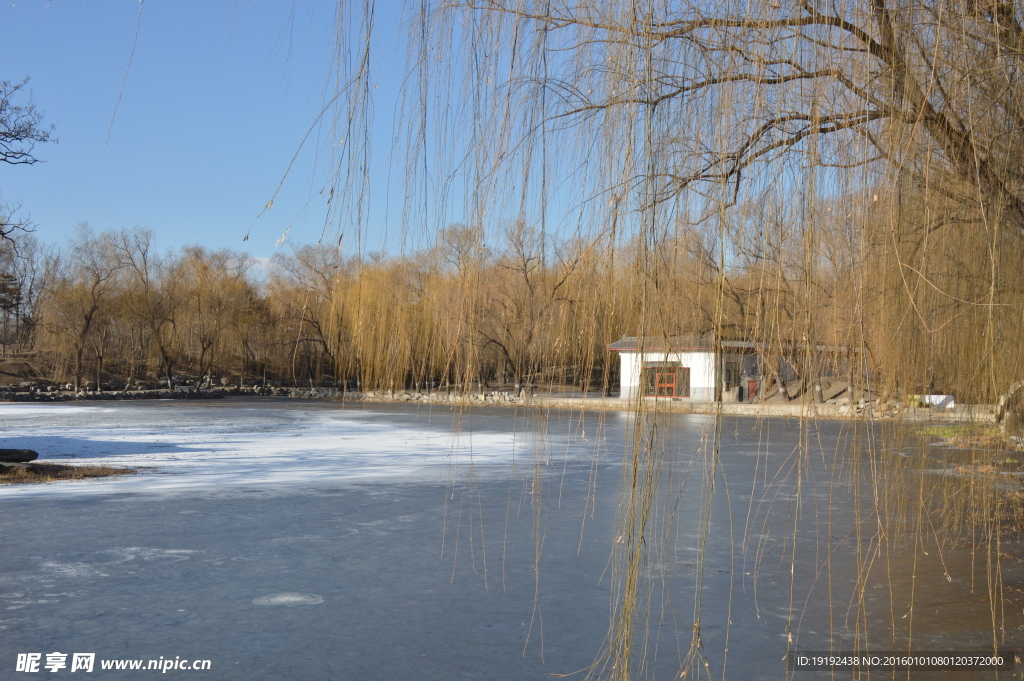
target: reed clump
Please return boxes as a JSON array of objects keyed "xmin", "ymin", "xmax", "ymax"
[
  {"xmin": 918, "ymin": 425, "xmax": 1022, "ymax": 451},
  {"xmin": 0, "ymin": 463, "xmax": 137, "ymax": 485}
]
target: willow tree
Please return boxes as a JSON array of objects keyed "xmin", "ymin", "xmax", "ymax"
[
  {"xmin": 300, "ymin": 0, "xmax": 1024, "ymax": 678},
  {"xmin": 439, "ymin": 0, "xmax": 1024, "ymax": 222},
  {"xmin": 390, "ymin": 0, "xmax": 1022, "ymax": 398}
]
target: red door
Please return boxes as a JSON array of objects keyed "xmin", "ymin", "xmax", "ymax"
[
  {"xmin": 747, "ymin": 380, "xmax": 760, "ymax": 402},
  {"xmin": 655, "ymin": 370, "xmax": 676, "ymax": 397}
]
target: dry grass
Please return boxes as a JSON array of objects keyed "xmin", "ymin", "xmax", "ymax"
[
  {"xmin": 0, "ymin": 462, "xmax": 137, "ymax": 485},
  {"xmin": 0, "ymin": 360, "xmax": 41, "ymax": 387},
  {"xmin": 1003, "ymin": 491, "xmax": 1024, "ymax": 533},
  {"xmin": 918, "ymin": 424, "xmax": 1022, "ymax": 451},
  {"xmin": 953, "ymin": 463, "xmax": 1001, "ymax": 475}
]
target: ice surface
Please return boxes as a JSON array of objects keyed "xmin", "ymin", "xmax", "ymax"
[
  {"xmin": 0, "ymin": 402, "xmax": 1017, "ymax": 680},
  {"xmin": 252, "ymin": 593, "xmax": 324, "ymax": 606},
  {"xmin": 0, "ymin": 401, "xmax": 544, "ymax": 496}
]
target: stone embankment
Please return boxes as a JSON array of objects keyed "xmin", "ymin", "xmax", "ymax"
[
  {"xmin": 0, "ymin": 384, "xmax": 999, "ymax": 422},
  {"xmin": 0, "ymin": 385, "xmax": 526, "ymax": 404},
  {"xmin": 287, "ymin": 387, "xmax": 533, "ymax": 405},
  {"xmin": 0, "ymin": 387, "xmax": 229, "ymax": 402},
  {"xmin": 285, "ymin": 387, "xmax": 998, "ymax": 423}
]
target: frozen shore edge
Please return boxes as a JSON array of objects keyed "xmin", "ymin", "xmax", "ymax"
[{"xmin": 0, "ymin": 385, "xmax": 998, "ymax": 423}]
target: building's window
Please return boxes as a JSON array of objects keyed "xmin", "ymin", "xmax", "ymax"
[
  {"xmin": 643, "ymin": 366, "xmax": 690, "ymax": 397},
  {"xmin": 725, "ymin": 361, "xmax": 741, "ymax": 389}
]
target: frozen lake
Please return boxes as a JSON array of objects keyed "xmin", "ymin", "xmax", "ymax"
[
  {"xmin": 1, "ymin": 399, "xmax": 1021, "ymax": 679},
  {"xmin": 0, "ymin": 400, "xmax": 551, "ymax": 494}
]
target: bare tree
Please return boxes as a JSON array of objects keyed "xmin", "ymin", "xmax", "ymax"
[
  {"xmin": 175, "ymin": 247, "xmax": 255, "ymax": 387},
  {"xmin": 38, "ymin": 227, "xmax": 121, "ymax": 391},
  {"xmin": 0, "ymin": 79, "xmax": 53, "ymax": 167},
  {"xmin": 113, "ymin": 228, "xmax": 183, "ymax": 390},
  {"xmin": 1, "ymin": 78, "xmax": 55, "ymax": 243}
]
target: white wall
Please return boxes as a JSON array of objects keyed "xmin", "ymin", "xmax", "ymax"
[{"xmin": 618, "ymin": 350, "xmax": 718, "ymax": 400}]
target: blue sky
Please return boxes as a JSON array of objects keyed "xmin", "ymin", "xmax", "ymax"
[{"xmin": 2, "ymin": 0, "xmax": 410, "ymax": 260}]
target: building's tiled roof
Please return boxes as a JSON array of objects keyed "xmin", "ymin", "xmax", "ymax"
[
  {"xmin": 608, "ymin": 335, "xmax": 755, "ymax": 351},
  {"xmin": 608, "ymin": 336, "xmax": 852, "ymax": 353}
]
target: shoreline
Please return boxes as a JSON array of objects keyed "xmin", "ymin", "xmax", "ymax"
[{"xmin": 0, "ymin": 385, "xmax": 998, "ymax": 423}]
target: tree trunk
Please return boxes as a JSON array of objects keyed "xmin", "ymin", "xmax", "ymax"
[{"xmin": 74, "ymin": 345, "xmax": 85, "ymax": 392}]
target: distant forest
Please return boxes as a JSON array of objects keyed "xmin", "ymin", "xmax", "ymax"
[{"xmin": 2, "ymin": 197, "xmax": 1020, "ymax": 403}]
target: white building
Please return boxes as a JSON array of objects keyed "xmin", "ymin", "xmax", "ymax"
[{"xmin": 608, "ymin": 335, "xmax": 759, "ymax": 401}]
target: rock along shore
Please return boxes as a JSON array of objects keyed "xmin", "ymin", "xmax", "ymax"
[{"xmin": 0, "ymin": 385, "xmax": 997, "ymax": 423}]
